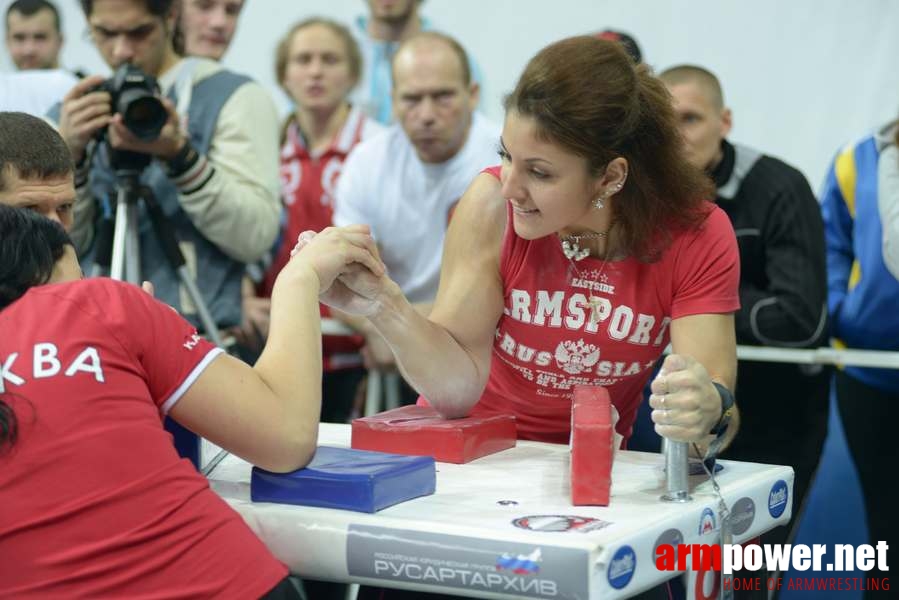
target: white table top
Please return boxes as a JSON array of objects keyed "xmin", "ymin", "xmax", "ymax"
[{"xmin": 208, "ymin": 423, "xmax": 793, "ymax": 599}]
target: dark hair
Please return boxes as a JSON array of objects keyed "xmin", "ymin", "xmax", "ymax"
[
  {"xmin": 0, "ymin": 112, "xmax": 73, "ymax": 191},
  {"xmin": 0, "ymin": 205, "xmax": 73, "ymax": 451},
  {"xmin": 80, "ymin": 0, "xmax": 175, "ymax": 17},
  {"xmin": 6, "ymin": 0, "xmax": 61, "ymax": 32},
  {"xmin": 392, "ymin": 31, "xmax": 472, "ymax": 87},
  {"xmin": 505, "ymin": 36, "xmax": 714, "ymax": 261},
  {"xmin": 275, "ymin": 17, "xmax": 363, "ymax": 143}
]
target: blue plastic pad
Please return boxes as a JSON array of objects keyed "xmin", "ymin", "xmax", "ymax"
[{"xmin": 250, "ymin": 446, "xmax": 436, "ymax": 513}]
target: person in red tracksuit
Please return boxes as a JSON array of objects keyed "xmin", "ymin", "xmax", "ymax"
[{"xmin": 237, "ymin": 18, "xmax": 384, "ymax": 425}]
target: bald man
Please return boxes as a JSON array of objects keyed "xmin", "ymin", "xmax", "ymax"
[
  {"xmin": 333, "ymin": 31, "xmax": 497, "ymax": 377},
  {"xmin": 661, "ymin": 65, "xmax": 829, "ymax": 551},
  {"xmin": 350, "ymin": 0, "xmax": 485, "ymax": 124}
]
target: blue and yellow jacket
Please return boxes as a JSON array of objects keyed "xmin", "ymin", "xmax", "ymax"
[{"xmin": 821, "ymin": 121, "xmax": 899, "ymax": 392}]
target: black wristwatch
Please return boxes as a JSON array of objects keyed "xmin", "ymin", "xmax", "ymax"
[{"xmin": 709, "ymin": 382, "xmax": 735, "ymax": 436}]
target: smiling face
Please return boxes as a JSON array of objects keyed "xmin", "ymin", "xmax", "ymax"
[
  {"xmin": 179, "ymin": 0, "xmax": 243, "ymax": 60},
  {"xmin": 0, "ymin": 168, "xmax": 76, "ymax": 231},
  {"xmin": 499, "ymin": 110, "xmax": 612, "ymax": 241},
  {"xmin": 281, "ymin": 23, "xmax": 356, "ymax": 113}
]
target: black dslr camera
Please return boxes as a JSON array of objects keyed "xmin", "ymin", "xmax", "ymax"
[
  {"xmin": 94, "ymin": 64, "xmax": 168, "ymax": 171},
  {"xmin": 96, "ymin": 64, "xmax": 168, "ymax": 143}
]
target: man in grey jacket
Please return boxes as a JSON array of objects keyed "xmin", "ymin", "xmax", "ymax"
[{"xmin": 51, "ymin": 0, "xmax": 279, "ymax": 330}]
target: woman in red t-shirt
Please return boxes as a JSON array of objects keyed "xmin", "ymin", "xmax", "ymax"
[
  {"xmin": 306, "ymin": 36, "xmax": 742, "ymax": 452},
  {"xmin": 0, "ymin": 206, "xmax": 382, "ymax": 599}
]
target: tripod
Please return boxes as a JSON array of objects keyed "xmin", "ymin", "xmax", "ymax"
[
  {"xmin": 92, "ymin": 151, "xmax": 231, "ymax": 473},
  {"xmin": 95, "ymin": 167, "xmax": 226, "ymax": 348}
]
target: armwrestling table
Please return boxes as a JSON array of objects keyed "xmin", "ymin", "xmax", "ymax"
[{"xmin": 206, "ymin": 423, "xmax": 792, "ymax": 599}]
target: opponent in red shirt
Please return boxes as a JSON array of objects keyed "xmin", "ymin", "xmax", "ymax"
[
  {"xmin": 0, "ymin": 206, "xmax": 383, "ymax": 599},
  {"xmin": 307, "ymin": 36, "xmax": 742, "ymax": 450}
]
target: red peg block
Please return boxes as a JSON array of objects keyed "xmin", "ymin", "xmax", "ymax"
[
  {"xmin": 352, "ymin": 405, "xmax": 517, "ymax": 464},
  {"xmin": 571, "ymin": 385, "xmax": 614, "ymax": 506}
]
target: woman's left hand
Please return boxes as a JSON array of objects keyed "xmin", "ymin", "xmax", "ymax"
[{"xmin": 648, "ymin": 354, "xmax": 722, "ymax": 443}]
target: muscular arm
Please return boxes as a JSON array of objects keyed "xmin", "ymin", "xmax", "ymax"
[
  {"xmin": 172, "ymin": 82, "xmax": 281, "ymax": 264},
  {"xmin": 170, "ymin": 268, "xmax": 322, "ymax": 473},
  {"xmin": 168, "ymin": 226, "xmax": 383, "ymax": 472},
  {"xmin": 366, "ymin": 173, "xmax": 507, "ymax": 417},
  {"xmin": 669, "ymin": 313, "xmax": 740, "ymax": 450}
]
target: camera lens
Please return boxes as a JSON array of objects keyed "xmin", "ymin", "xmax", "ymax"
[{"xmin": 119, "ymin": 91, "xmax": 167, "ymax": 141}]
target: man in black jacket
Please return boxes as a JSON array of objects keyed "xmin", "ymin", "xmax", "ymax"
[{"xmin": 661, "ymin": 65, "xmax": 830, "ymax": 550}]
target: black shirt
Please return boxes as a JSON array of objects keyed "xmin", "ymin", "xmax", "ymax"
[{"xmin": 711, "ymin": 139, "xmax": 828, "ymax": 348}]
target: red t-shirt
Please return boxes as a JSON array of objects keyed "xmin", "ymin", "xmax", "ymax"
[
  {"xmin": 261, "ymin": 113, "xmax": 371, "ymax": 371},
  {"xmin": 466, "ymin": 167, "xmax": 740, "ymax": 444},
  {"xmin": 0, "ymin": 278, "xmax": 286, "ymax": 599}
]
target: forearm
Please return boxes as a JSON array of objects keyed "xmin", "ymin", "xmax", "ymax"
[
  {"xmin": 252, "ymin": 269, "xmax": 323, "ymax": 466},
  {"xmin": 369, "ymin": 283, "xmax": 487, "ymax": 417},
  {"xmin": 333, "ymin": 301, "xmax": 433, "ymax": 335},
  {"xmin": 173, "ymin": 82, "xmax": 281, "ymax": 263}
]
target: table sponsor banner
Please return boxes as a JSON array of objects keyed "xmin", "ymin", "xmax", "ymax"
[{"xmin": 347, "ymin": 524, "xmax": 589, "ymax": 599}]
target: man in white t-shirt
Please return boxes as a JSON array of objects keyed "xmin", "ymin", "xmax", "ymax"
[{"xmin": 334, "ymin": 30, "xmax": 498, "ymax": 373}]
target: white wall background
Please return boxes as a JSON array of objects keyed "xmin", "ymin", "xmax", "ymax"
[{"xmin": 2, "ymin": 0, "xmax": 896, "ymax": 188}]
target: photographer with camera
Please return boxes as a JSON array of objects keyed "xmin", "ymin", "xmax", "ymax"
[{"xmin": 50, "ymin": 0, "xmax": 280, "ymax": 331}]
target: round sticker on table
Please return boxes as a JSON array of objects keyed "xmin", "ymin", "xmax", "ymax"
[
  {"xmin": 768, "ymin": 480, "xmax": 789, "ymax": 518},
  {"xmin": 653, "ymin": 528, "xmax": 684, "ymax": 563},
  {"xmin": 730, "ymin": 497, "xmax": 756, "ymax": 536},
  {"xmin": 608, "ymin": 545, "xmax": 637, "ymax": 589}
]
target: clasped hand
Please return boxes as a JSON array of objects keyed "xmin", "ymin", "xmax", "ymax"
[
  {"xmin": 289, "ymin": 226, "xmax": 388, "ymax": 314},
  {"xmin": 647, "ymin": 354, "xmax": 722, "ymax": 443}
]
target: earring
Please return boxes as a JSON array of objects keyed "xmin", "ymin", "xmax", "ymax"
[{"xmin": 593, "ymin": 195, "xmax": 605, "ymax": 210}]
